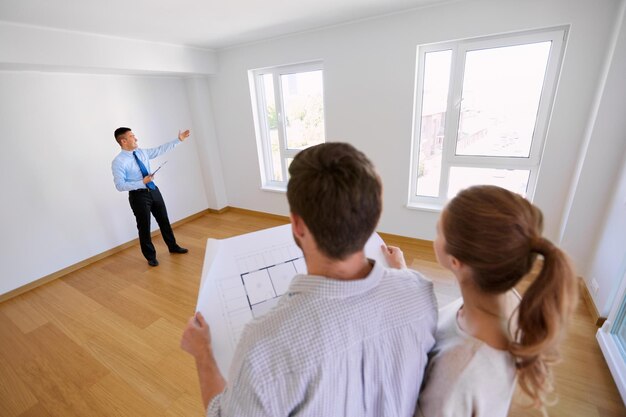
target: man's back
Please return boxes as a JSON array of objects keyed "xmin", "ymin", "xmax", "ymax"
[
  {"xmin": 182, "ymin": 142, "xmax": 437, "ymax": 416},
  {"xmin": 208, "ymin": 261, "xmax": 437, "ymax": 417}
]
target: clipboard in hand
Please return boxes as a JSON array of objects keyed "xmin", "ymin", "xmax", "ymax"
[{"xmin": 151, "ymin": 160, "xmax": 167, "ymax": 176}]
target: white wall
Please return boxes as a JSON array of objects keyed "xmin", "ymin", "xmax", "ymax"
[
  {"xmin": 587, "ymin": 154, "xmax": 626, "ymax": 316},
  {"xmin": 185, "ymin": 77, "xmax": 228, "ymax": 209},
  {"xmin": 210, "ymin": 0, "xmax": 621, "ymax": 243},
  {"xmin": 569, "ymin": 0, "xmax": 626, "ymax": 315},
  {"xmin": 0, "ymin": 71, "xmax": 209, "ymax": 295}
]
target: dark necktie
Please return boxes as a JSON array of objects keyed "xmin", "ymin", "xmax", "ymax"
[{"xmin": 133, "ymin": 151, "xmax": 156, "ymax": 190}]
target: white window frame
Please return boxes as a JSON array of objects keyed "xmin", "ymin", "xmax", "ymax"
[
  {"xmin": 249, "ymin": 61, "xmax": 325, "ymax": 191},
  {"xmin": 408, "ymin": 27, "xmax": 567, "ymax": 210}
]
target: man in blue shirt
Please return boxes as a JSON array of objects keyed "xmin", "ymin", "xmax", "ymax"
[{"xmin": 112, "ymin": 127, "xmax": 190, "ymax": 267}]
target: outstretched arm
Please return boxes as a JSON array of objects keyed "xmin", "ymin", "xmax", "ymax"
[
  {"xmin": 145, "ymin": 129, "xmax": 191, "ymax": 159},
  {"xmin": 181, "ymin": 312, "xmax": 226, "ymax": 410}
]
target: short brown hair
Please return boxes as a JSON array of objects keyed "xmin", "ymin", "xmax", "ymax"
[
  {"xmin": 287, "ymin": 142, "xmax": 382, "ymax": 260},
  {"xmin": 114, "ymin": 127, "xmax": 131, "ymax": 145}
]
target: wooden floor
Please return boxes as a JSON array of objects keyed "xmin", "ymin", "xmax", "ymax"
[{"xmin": 0, "ymin": 210, "xmax": 624, "ymax": 416}]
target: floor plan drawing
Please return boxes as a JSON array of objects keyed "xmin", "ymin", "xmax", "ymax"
[
  {"xmin": 195, "ymin": 224, "xmax": 386, "ymax": 374},
  {"xmin": 211, "ymin": 241, "xmax": 306, "ymax": 350},
  {"xmin": 239, "ymin": 253, "xmax": 306, "ymax": 318}
]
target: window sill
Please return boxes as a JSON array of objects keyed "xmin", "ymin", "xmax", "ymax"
[
  {"xmin": 261, "ymin": 184, "xmax": 287, "ymax": 193},
  {"xmin": 405, "ymin": 201, "xmax": 444, "ymax": 213}
]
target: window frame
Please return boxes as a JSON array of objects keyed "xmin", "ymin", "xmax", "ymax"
[
  {"xmin": 408, "ymin": 28, "xmax": 567, "ymax": 209},
  {"xmin": 249, "ymin": 61, "xmax": 325, "ymax": 191}
]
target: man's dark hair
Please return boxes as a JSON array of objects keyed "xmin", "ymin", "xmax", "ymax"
[
  {"xmin": 114, "ymin": 127, "xmax": 131, "ymax": 144},
  {"xmin": 287, "ymin": 142, "xmax": 382, "ymax": 260}
]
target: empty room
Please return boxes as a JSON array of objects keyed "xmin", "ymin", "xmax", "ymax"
[{"xmin": 1, "ymin": 0, "xmax": 626, "ymax": 416}]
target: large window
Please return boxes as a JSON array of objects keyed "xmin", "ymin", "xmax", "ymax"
[
  {"xmin": 250, "ymin": 61, "xmax": 325, "ymax": 190},
  {"xmin": 409, "ymin": 28, "xmax": 566, "ymax": 208}
]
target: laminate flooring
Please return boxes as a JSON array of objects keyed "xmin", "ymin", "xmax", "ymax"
[{"xmin": 0, "ymin": 210, "xmax": 623, "ymax": 416}]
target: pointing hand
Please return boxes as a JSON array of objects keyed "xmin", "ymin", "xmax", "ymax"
[{"xmin": 178, "ymin": 129, "xmax": 190, "ymax": 141}]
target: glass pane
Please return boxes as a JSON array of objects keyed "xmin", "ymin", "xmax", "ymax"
[
  {"xmin": 456, "ymin": 42, "xmax": 551, "ymax": 158},
  {"xmin": 280, "ymin": 70, "xmax": 325, "ymax": 150},
  {"xmin": 611, "ymin": 271, "xmax": 626, "ymax": 360},
  {"xmin": 447, "ymin": 167, "xmax": 530, "ymax": 198},
  {"xmin": 285, "ymin": 158, "xmax": 294, "ymax": 180},
  {"xmin": 416, "ymin": 50, "xmax": 452, "ymax": 197},
  {"xmin": 616, "ymin": 303, "xmax": 626, "ymax": 360},
  {"xmin": 262, "ymin": 74, "xmax": 282, "ymax": 182}
]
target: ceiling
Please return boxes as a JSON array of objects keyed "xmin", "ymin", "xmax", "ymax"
[{"xmin": 0, "ymin": 0, "xmax": 451, "ymax": 49}]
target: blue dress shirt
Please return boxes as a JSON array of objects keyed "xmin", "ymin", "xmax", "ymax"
[{"xmin": 112, "ymin": 139, "xmax": 180, "ymax": 192}]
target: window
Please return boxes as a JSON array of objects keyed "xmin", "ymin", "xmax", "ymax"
[
  {"xmin": 409, "ymin": 28, "xmax": 566, "ymax": 209},
  {"xmin": 250, "ymin": 62, "xmax": 326, "ymax": 190}
]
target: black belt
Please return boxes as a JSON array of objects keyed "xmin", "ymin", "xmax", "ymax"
[{"xmin": 130, "ymin": 188, "xmax": 153, "ymax": 193}]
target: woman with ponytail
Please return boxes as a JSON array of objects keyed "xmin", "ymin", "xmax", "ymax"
[{"xmin": 383, "ymin": 185, "xmax": 578, "ymax": 416}]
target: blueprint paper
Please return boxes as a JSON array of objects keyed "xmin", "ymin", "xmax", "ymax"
[{"xmin": 195, "ymin": 223, "xmax": 389, "ymax": 375}]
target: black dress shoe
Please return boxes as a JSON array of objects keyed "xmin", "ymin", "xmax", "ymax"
[
  {"xmin": 148, "ymin": 259, "xmax": 159, "ymax": 267},
  {"xmin": 169, "ymin": 246, "xmax": 188, "ymax": 254}
]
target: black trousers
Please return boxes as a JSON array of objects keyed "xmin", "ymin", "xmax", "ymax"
[{"xmin": 128, "ymin": 187, "xmax": 177, "ymax": 261}]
